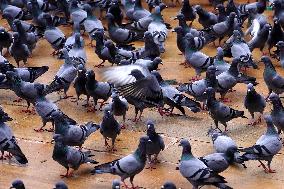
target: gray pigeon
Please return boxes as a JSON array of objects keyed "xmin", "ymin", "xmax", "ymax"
[
  {"xmin": 50, "ymin": 111, "xmax": 100, "ymax": 147},
  {"xmin": 100, "ymin": 109, "xmax": 121, "ymax": 151},
  {"xmin": 0, "ymin": 60, "xmax": 49, "ymax": 82},
  {"xmin": 145, "ymin": 120, "xmax": 165, "ymax": 170},
  {"xmin": 91, "ymin": 136, "xmax": 150, "ymax": 189},
  {"xmin": 161, "ymin": 182, "xmax": 177, "ymax": 189},
  {"xmin": 73, "ymin": 64, "xmax": 89, "ymax": 106},
  {"xmin": 0, "ymin": 0, "xmax": 24, "ymax": 20},
  {"xmin": 10, "ymin": 179, "xmax": 25, "ymax": 189},
  {"xmin": 276, "ymin": 41, "xmax": 284, "ymax": 68},
  {"xmin": 102, "ymin": 65, "xmax": 164, "ymax": 122},
  {"xmin": 43, "ymin": 13, "xmax": 66, "ymax": 56},
  {"xmin": 9, "ymin": 32, "xmax": 31, "ymax": 67},
  {"xmin": 248, "ymin": 23, "xmax": 270, "ymax": 54},
  {"xmin": 68, "ymin": 33, "xmax": 87, "ymax": 67},
  {"xmin": 152, "ymin": 70, "xmax": 201, "ymax": 114},
  {"xmin": 54, "ymin": 181, "xmax": 68, "ymax": 189},
  {"xmin": 123, "ymin": 0, "xmax": 135, "ymax": 20},
  {"xmin": 133, "ymin": 0, "xmax": 151, "ymax": 21},
  {"xmin": 213, "ymin": 47, "xmax": 230, "ymax": 76},
  {"xmin": 2, "ymin": 13, "xmax": 35, "ymax": 33},
  {"xmin": 178, "ymin": 139, "xmax": 232, "ymax": 189},
  {"xmin": 52, "ymin": 134, "xmax": 99, "ymax": 178},
  {"xmin": 244, "ymin": 83, "xmax": 266, "ymax": 125},
  {"xmin": 195, "ymin": 5, "xmax": 218, "ymax": 29},
  {"xmin": 205, "ymin": 87, "xmax": 247, "ymax": 131},
  {"xmin": 177, "ymin": 66, "xmax": 217, "ymax": 103},
  {"xmin": 260, "ymin": 56, "xmax": 284, "ymax": 97},
  {"xmin": 13, "ymin": 19, "xmax": 38, "ymax": 53},
  {"xmin": 112, "ymin": 179, "xmax": 121, "ymax": 189},
  {"xmin": 69, "ymin": 0, "xmax": 87, "ymax": 25},
  {"xmin": 269, "ymin": 93, "xmax": 284, "ymax": 134},
  {"xmin": 0, "ymin": 107, "xmax": 28, "ymax": 164},
  {"xmin": 106, "ymin": 90, "xmax": 129, "ymax": 128},
  {"xmin": 0, "ymin": 27, "xmax": 12, "ymax": 55},
  {"xmin": 240, "ymin": 115, "xmax": 282, "ymax": 173},
  {"xmin": 134, "ymin": 57, "xmax": 163, "ymax": 71},
  {"xmin": 64, "ymin": 22, "xmax": 84, "ymax": 52},
  {"xmin": 85, "ymin": 70, "xmax": 112, "ymax": 111},
  {"xmin": 46, "ymin": 49, "xmax": 77, "ymax": 98}
]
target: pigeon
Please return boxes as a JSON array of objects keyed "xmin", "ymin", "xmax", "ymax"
[
  {"xmin": 172, "ymin": 26, "xmax": 187, "ymax": 55},
  {"xmin": 2, "ymin": 13, "xmax": 35, "ymax": 33},
  {"xmin": 100, "ymin": 109, "xmax": 121, "ymax": 151},
  {"xmin": 0, "ymin": 0, "xmax": 24, "ymax": 20},
  {"xmin": 215, "ymin": 58, "xmax": 239, "ymax": 101},
  {"xmin": 195, "ymin": 5, "xmax": 218, "ymax": 29},
  {"xmin": 260, "ymin": 56, "xmax": 284, "ymax": 96},
  {"xmin": 106, "ymin": 90, "xmax": 129, "ymax": 128},
  {"xmin": 145, "ymin": 0, "xmax": 161, "ymax": 12},
  {"xmin": 223, "ymin": 30, "xmax": 258, "ymax": 70},
  {"xmin": 176, "ymin": 66, "xmax": 217, "ymax": 103},
  {"xmin": 205, "ymin": 87, "xmax": 247, "ymax": 131},
  {"xmin": 10, "ymin": 179, "xmax": 25, "ymax": 189},
  {"xmin": 248, "ymin": 23, "xmax": 271, "ymax": 54},
  {"xmin": 267, "ymin": 18, "xmax": 284, "ymax": 56},
  {"xmin": 68, "ymin": 33, "xmax": 87, "ymax": 66},
  {"xmin": 269, "ymin": 93, "xmax": 284, "ymax": 134},
  {"xmin": 85, "ymin": 70, "xmax": 112, "ymax": 111},
  {"xmin": 0, "ymin": 59, "xmax": 48, "ymax": 82},
  {"xmin": 240, "ymin": 115, "xmax": 282, "ymax": 173},
  {"xmin": 73, "ymin": 64, "xmax": 89, "ymax": 106},
  {"xmin": 28, "ymin": 0, "xmax": 46, "ymax": 30},
  {"xmin": 148, "ymin": 6, "xmax": 168, "ymax": 53},
  {"xmin": 0, "ymin": 27, "xmax": 12, "ymax": 55},
  {"xmin": 184, "ymin": 33, "xmax": 214, "ymax": 80},
  {"xmin": 276, "ymin": 41, "xmax": 284, "ymax": 68},
  {"xmin": 51, "ymin": 111, "xmax": 99, "ymax": 147},
  {"xmin": 133, "ymin": 0, "xmax": 151, "ymax": 21},
  {"xmin": 216, "ymin": 4, "xmax": 227, "ymax": 23},
  {"xmin": 179, "ymin": 0, "xmax": 196, "ymax": 23},
  {"xmin": 106, "ymin": 13, "xmax": 142, "ymax": 45},
  {"xmin": 52, "ymin": 134, "xmax": 99, "ymax": 178},
  {"xmin": 64, "ymin": 22, "xmax": 84, "ymax": 52},
  {"xmin": 213, "ymin": 47, "xmax": 230, "ymax": 76},
  {"xmin": 238, "ymin": 0, "xmax": 267, "ymax": 14},
  {"xmin": 9, "ymin": 33, "xmax": 30, "ymax": 67},
  {"xmin": 161, "ymin": 182, "xmax": 177, "ymax": 189},
  {"xmin": 245, "ymin": 13, "xmax": 267, "ymax": 39},
  {"xmin": 43, "ymin": 13, "xmax": 66, "ymax": 56},
  {"xmin": 33, "ymin": 84, "xmax": 60, "ymax": 132},
  {"xmin": 145, "ymin": 120, "xmax": 165, "ymax": 169},
  {"xmin": 13, "ymin": 19, "xmax": 38, "ymax": 53},
  {"xmin": 56, "ymin": 0, "xmax": 70, "ymax": 22},
  {"xmin": 102, "ymin": 65, "xmax": 164, "ymax": 122},
  {"xmin": 82, "ymin": 4, "xmax": 104, "ymax": 44},
  {"xmin": 0, "ymin": 107, "xmax": 28, "ymax": 164},
  {"xmin": 139, "ymin": 31, "xmax": 161, "ymax": 60},
  {"xmin": 178, "ymin": 139, "xmax": 232, "ymax": 189},
  {"xmin": 244, "ymin": 83, "xmax": 266, "ymax": 125},
  {"xmin": 174, "ymin": 14, "xmax": 201, "ymax": 37},
  {"xmin": 54, "ymin": 181, "xmax": 68, "ymax": 189},
  {"xmin": 123, "ymin": 0, "xmax": 135, "ymax": 20},
  {"xmin": 108, "ymin": 0, "xmax": 124, "ymax": 25},
  {"xmin": 112, "ymin": 179, "xmax": 121, "ymax": 189},
  {"xmin": 69, "ymin": 0, "xmax": 87, "ymax": 25},
  {"xmin": 152, "ymin": 70, "xmax": 201, "ymax": 114},
  {"xmin": 91, "ymin": 136, "xmax": 150, "ymax": 189},
  {"xmin": 46, "ymin": 49, "xmax": 77, "ymax": 98},
  {"xmin": 199, "ymin": 149, "xmax": 236, "ymax": 174},
  {"xmin": 134, "ymin": 57, "xmax": 163, "ymax": 71}
]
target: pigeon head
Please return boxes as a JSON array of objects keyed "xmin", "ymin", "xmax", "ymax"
[
  {"xmin": 10, "ymin": 179, "xmax": 25, "ymax": 189},
  {"xmin": 276, "ymin": 41, "xmax": 284, "ymax": 49},
  {"xmin": 264, "ymin": 114, "xmax": 278, "ymax": 135},
  {"xmin": 216, "ymin": 47, "xmax": 224, "ymax": 59},
  {"xmin": 233, "ymin": 30, "xmax": 242, "ymax": 40},
  {"xmin": 268, "ymin": 93, "xmax": 280, "ymax": 103},
  {"xmin": 13, "ymin": 19, "xmax": 22, "ymax": 27},
  {"xmin": 129, "ymin": 69, "xmax": 145, "ymax": 80},
  {"xmin": 161, "ymin": 181, "xmax": 177, "ymax": 189},
  {"xmin": 259, "ymin": 56, "xmax": 273, "ymax": 68},
  {"xmin": 172, "ymin": 26, "xmax": 184, "ymax": 34},
  {"xmin": 174, "ymin": 13, "xmax": 185, "ymax": 21},
  {"xmin": 112, "ymin": 179, "xmax": 121, "ymax": 189},
  {"xmin": 82, "ymin": 3, "xmax": 92, "ymax": 12},
  {"xmin": 216, "ymin": 4, "xmax": 225, "ymax": 12},
  {"xmin": 263, "ymin": 23, "xmax": 272, "ymax": 32},
  {"xmin": 0, "ymin": 107, "xmax": 12, "ymax": 122},
  {"xmin": 106, "ymin": 13, "xmax": 115, "ymax": 21},
  {"xmin": 195, "ymin": 5, "xmax": 202, "ymax": 12},
  {"xmin": 54, "ymin": 181, "xmax": 68, "ymax": 189},
  {"xmin": 137, "ymin": 135, "xmax": 151, "ymax": 156},
  {"xmin": 159, "ymin": 3, "xmax": 168, "ymax": 11},
  {"xmin": 144, "ymin": 31, "xmax": 153, "ymax": 40},
  {"xmin": 103, "ymin": 108, "xmax": 113, "ymax": 118},
  {"xmin": 246, "ymin": 83, "xmax": 255, "ymax": 93},
  {"xmin": 77, "ymin": 64, "xmax": 86, "ymax": 74},
  {"xmin": 111, "ymin": 0, "xmax": 119, "ymax": 6},
  {"xmin": 12, "ymin": 33, "xmax": 20, "ymax": 42},
  {"xmin": 178, "ymin": 139, "xmax": 192, "ymax": 154},
  {"xmin": 228, "ymin": 12, "xmax": 236, "ymax": 21},
  {"xmin": 225, "ymin": 146, "xmax": 238, "ymax": 162},
  {"xmin": 92, "ymin": 30, "xmax": 104, "ymax": 40},
  {"xmin": 86, "ymin": 70, "xmax": 95, "ymax": 80},
  {"xmin": 111, "ymin": 90, "xmax": 119, "ymax": 99},
  {"xmin": 70, "ymin": 0, "xmax": 79, "ymax": 7},
  {"xmin": 273, "ymin": 17, "xmax": 279, "ymax": 24},
  {"xmin": 151, "ymin": 70, "xmax": 163, "ymax": 83},
  {"xmin": 206, "ymin": 65, "xmax": 216, "ymax": 76},
  {"xmin": 146, "ymin": 120, "xmax": 156, "ymax": 135},
  {"xmin": 153, "ymin": 5, "xmax": 161, "ymax": 14},
  {"xmin": 272, "ymin": 0, "xmax": 281, "ymax": 9},
  {"xmin": 49, "ymin": 111, "xmax": 64, "ymax": 120},
  {"xmin": 53, "ymin": 134, "xmax": 64, "ymax": 143}
]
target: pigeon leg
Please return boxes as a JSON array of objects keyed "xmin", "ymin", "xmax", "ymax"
[
  {"xmin": 265, "ymin": 160, "xmax": 276, "ymax": 173},
  {"xmin": 45, "ymin": 127, "xmax": 54, "ymax": 132},
  {"xmin": 0, "ymin": 151, "xmax": 6, "ymax": 161},
  {"xmin": 99, "ymin": 100, "xmax": 107, "ymax": 111},
  {"xmin": 122, "ymin": 180, "xmax": 130, "ymax": 189},
  {"xmin": 121, "ymin": 114, "xmax": 127, "ymax": 129},
  {"xmin": 130, "ymin": 175, "xmax": 139, "ymax": 189},
  {"xmin": 104, "ymin": 138, "xmax": 110, "ymax": 148},
  {"xmin": 146, "ymin": 155, "xmax": 156, "ymax": 170},
  {"xmin": 258, "ymin": 160, "xmax": 269, "ymax": 172},
  {"xmin": 157, "ymin": 107, "xmax": 165, "ymax": 116},
  {"xmin": 94, "ymin": 60, "xmax": 105, "ymax": 68},
  {"xmin": 82, "ymin": 96, "xmax": 90, "ymax": 107},
  {"xmin": 131, "ymin": 108, "xmax": 139, "ymax": 123},
  {"xmin": 60, "ymin": 168, "xmax": 70, "ymax": 178},
  {"xmin": 257, "ymin": 115, "xmax": 262, "ymax": 123},
  {"xmin": 214, "ymin": 120, "xmax": 222, "ymax": 132},
  {"xmin": 153, "ymin": 154, "xmax": 160, "ymax": 164}
]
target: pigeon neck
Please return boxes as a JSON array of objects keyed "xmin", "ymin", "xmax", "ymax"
[
  {"xmin": 271, "ymin": 99, "xmax": 284, "ymax": 111},
  {"xmin": 54, "ymin": 118, "xmax": 69, "ymax": 134},
  {"xmin": 266, "ymin": 123, "xmax": 277, "ymax": 135},
  {"xmin": 264, "ymin": 61, "xmax": 276, "ymax": 72},
  {"xmin": 228, "ymin": 62, "xmax": 239, "ymax": 77},
  {"xmin": 53, "ymin": 142, "xmax": 68, "ymax": 156},
  {"xmin": 205, "ymin": 73, "xmax": 217, "ymax": 87},
  {"xmin": 181, "ymin": 146, "xmax": 193, "ymax": 160},
  {"xmin": 134, "ymin": 145, "xmax": 147, "ymax": 162}
]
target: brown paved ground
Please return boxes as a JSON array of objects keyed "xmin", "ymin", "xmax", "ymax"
[{"xmin": 1, "ymin": 1, "xmax": 284, "ymax": 189}]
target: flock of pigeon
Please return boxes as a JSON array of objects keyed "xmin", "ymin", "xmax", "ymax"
[{"xmin": 1, "ymin": 0, "xmax": 284, "ymax": 188}]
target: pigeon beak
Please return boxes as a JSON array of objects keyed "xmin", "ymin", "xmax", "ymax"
[
  {"xmin": 148, "ymin": 139, "xmax": 152, "ymax": 142},
  {"xmin": 171, "ymin": 29, "xmax": 176, "ymax": 33},
  {"xmin": 161, "ymin": 186, "xmax": 164, "ymax": 189},
  {"xmin": 173, "ymin": 17, "xmax": 178, "ymax": 20}
]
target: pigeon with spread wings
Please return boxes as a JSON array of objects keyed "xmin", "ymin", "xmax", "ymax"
[{"xmin": 102, "ymin": 65, "xmax": 164, "ymax": 122}]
